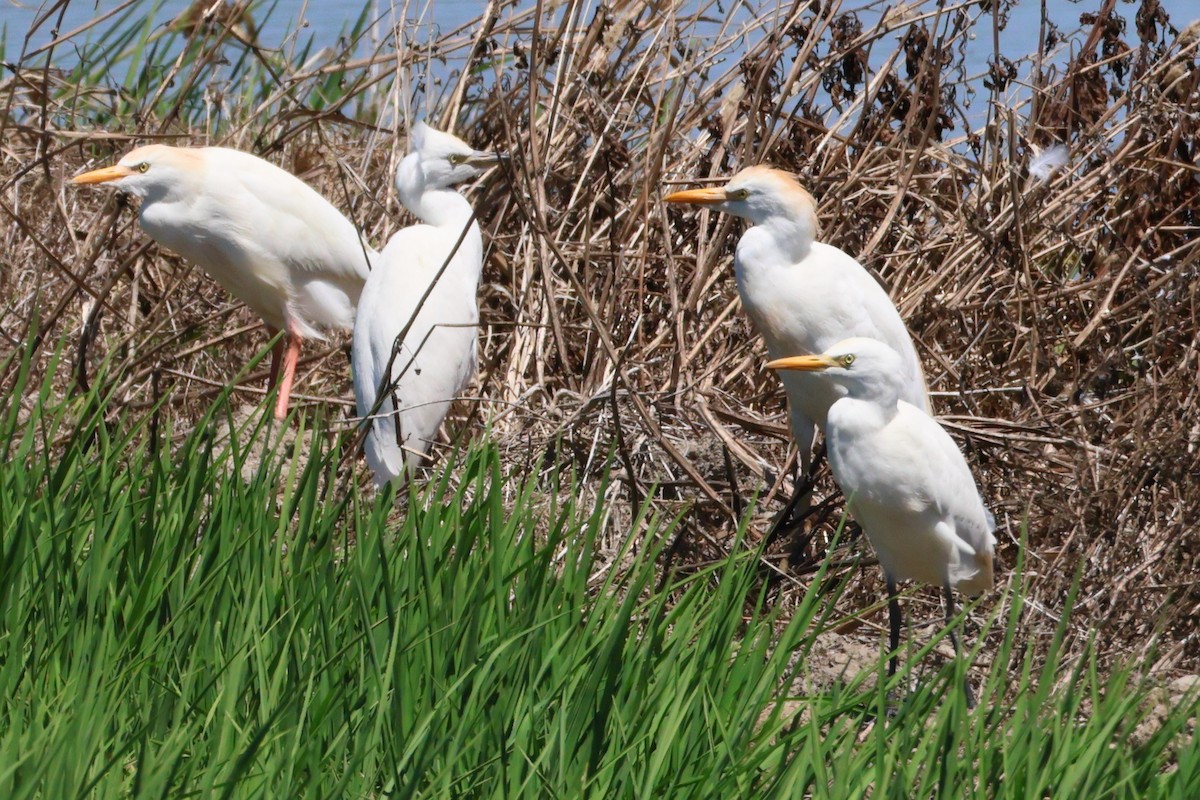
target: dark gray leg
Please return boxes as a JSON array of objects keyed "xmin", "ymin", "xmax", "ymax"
[
  {"xmin": 765, "ymin": 443, "xmax": 827, "ymax": 546},
  {"xmin": 767, "ymin": 476, "xmax": 813, "ymax": 538},
  {"xmin": 942, "ymin": 584, "xmax": 976, "ymax": 709},
  {"xmin": 887, "ymin": 576, "xmax": 901, "ymax": 679}
]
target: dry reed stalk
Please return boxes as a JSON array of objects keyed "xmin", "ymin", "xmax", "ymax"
[{"xmin": 1, "ymin": 0, "xmax": 1197, "ymax": 675}]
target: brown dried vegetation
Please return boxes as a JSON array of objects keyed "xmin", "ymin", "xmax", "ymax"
[{"xmin": 2, "ymin": 0, "xmax": 1198, "ymax": 675}]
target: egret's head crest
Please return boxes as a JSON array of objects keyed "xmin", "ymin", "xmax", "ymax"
[
  {"xmin": 768, "ymin": 337, "xmax": 907, "ymax": 405},
  {"xmin": 400, "ymin": 121, "xmax": 503, "ymax": 193},
  {"xmin": 664, "ymin": 165, "xmax": 819, "ymax": 234},
  {"xmin": 71, "ymin": 144, "xmax": 201, "ymax": 199}
]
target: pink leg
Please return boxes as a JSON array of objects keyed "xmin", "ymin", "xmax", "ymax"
[{"xmin": 273, "ymin": 327, "xmax": 302, "ymax": 420}]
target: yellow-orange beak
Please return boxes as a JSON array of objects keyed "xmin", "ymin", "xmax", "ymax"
[
  {"xmin": 71, "ymin": 164, "xmax": 134, "ymax": 186},
  {"xmin": 766, "ymin": 354, "xmax": 838, "ymax": 372},
  {"xmin": 464, "ymin": 150, "xmax": 506, "ymax": 169},
  {"xmin": 663, "ymin": 186, "xmax": 728, "ymax": 206}
]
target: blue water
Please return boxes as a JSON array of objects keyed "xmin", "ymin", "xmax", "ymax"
[
  {"xmin": 1, "ymin": 0, "xmax": 472, "ymax": 54},
  {"xmin": 2, "ymin": 0, "xmax": 1195, "ymax": 130},
  {"xmin": 5, "ymin": 1, "xmax": 1194, "ymax": 65},
  {"xmin": 6, "ymin": 2, "xmax": 1195, "ymax": 52}
]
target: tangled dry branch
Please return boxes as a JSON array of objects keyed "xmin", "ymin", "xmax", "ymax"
[{"xmin": 2, "ymin": 0, "xmax": 1197, "ymax": 672}]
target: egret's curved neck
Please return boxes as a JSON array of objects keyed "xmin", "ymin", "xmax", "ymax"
[
  {"xmin": 846, "ymin": 377, "xmax": 904, "ymax": 420},
  {"xmin": 410, "ymin": 188, "xmax": 476, "ymax": 229},
  {"xmin": 751, "ymin": 211, "xmax": 816, "ymax": 264},
  {"xmin": 831, "ymin": 396, "xmax": 897, "ymax": 439},
  {"xmin": 395, "ymin": 154, "xmax": 477, "ymax": 229}
]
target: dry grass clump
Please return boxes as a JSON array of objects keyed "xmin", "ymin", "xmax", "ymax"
[{"xmin": 1, "ymin": 0, "xmax": 1197, "ymax": 674}]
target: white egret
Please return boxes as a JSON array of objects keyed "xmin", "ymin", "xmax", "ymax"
[
  {"xmin": 664, "ymin": 167, "xmax": 929, "ymax": 475},
  {"xmin": 72, "ymin": 144, "xmax": 374, "ymax": 418},
  {"xmin": 351, "ymin": 122, "xmax": 502, "ymax": 486},
  {"xmin": 768, "ymin": 337, "xmax": 996, "ymax": 705}
]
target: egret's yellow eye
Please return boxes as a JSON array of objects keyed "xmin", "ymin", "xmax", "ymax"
[
  {"xmin": 137, "ymin": 162, "xmax": 150, "ymax": 173},
  {"xmin": 448, "ymin": 154, "xmax": 466, "ymax": 165},
  {"xmin": 841, "ymin": 354, "xmax": 855, "ymax": 367},
  {"xmin": 732, "ymin": 188, "xmax": 750, "ymax": 200}
]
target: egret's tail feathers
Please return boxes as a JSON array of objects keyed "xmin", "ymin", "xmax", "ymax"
[
  {"xmin": 362, "ymin": 419, "xmax": 407, "ymax": 488},
  {"xmin": 952, "ymin": 549, "xmax": 994, "ymax": 597}
]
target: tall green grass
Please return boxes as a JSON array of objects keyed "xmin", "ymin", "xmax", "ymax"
[{"xmin": 0, "ymin": 342, "xmax": 1196, "ymax": 797}]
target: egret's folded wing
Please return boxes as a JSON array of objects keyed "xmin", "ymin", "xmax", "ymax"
[{"xmin": 204, "ymin": 147, "xmax": 375, "ymax": 283}]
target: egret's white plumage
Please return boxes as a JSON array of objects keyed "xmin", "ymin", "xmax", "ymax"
[
  {"xmin": 665, "ymin": 167, "xmax": 928, "ymax": 470},
  {"xmin": 1028, "ymin": 143, "xmax": 1070, "ymax": 183},
  {"xmin": 769, "ymin": 337, "xmax": 995, "ymax": 702},
  {"xmin": 72, "ymin": 144, "xmax": 374, "ymax": 418},
  {"xmin": 769, "ymin": 337, "xmax": 995, "ymax": 595},
  {"xmin": 352, "ymin": 122, "xmax": 501, "ymax": 486}
]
